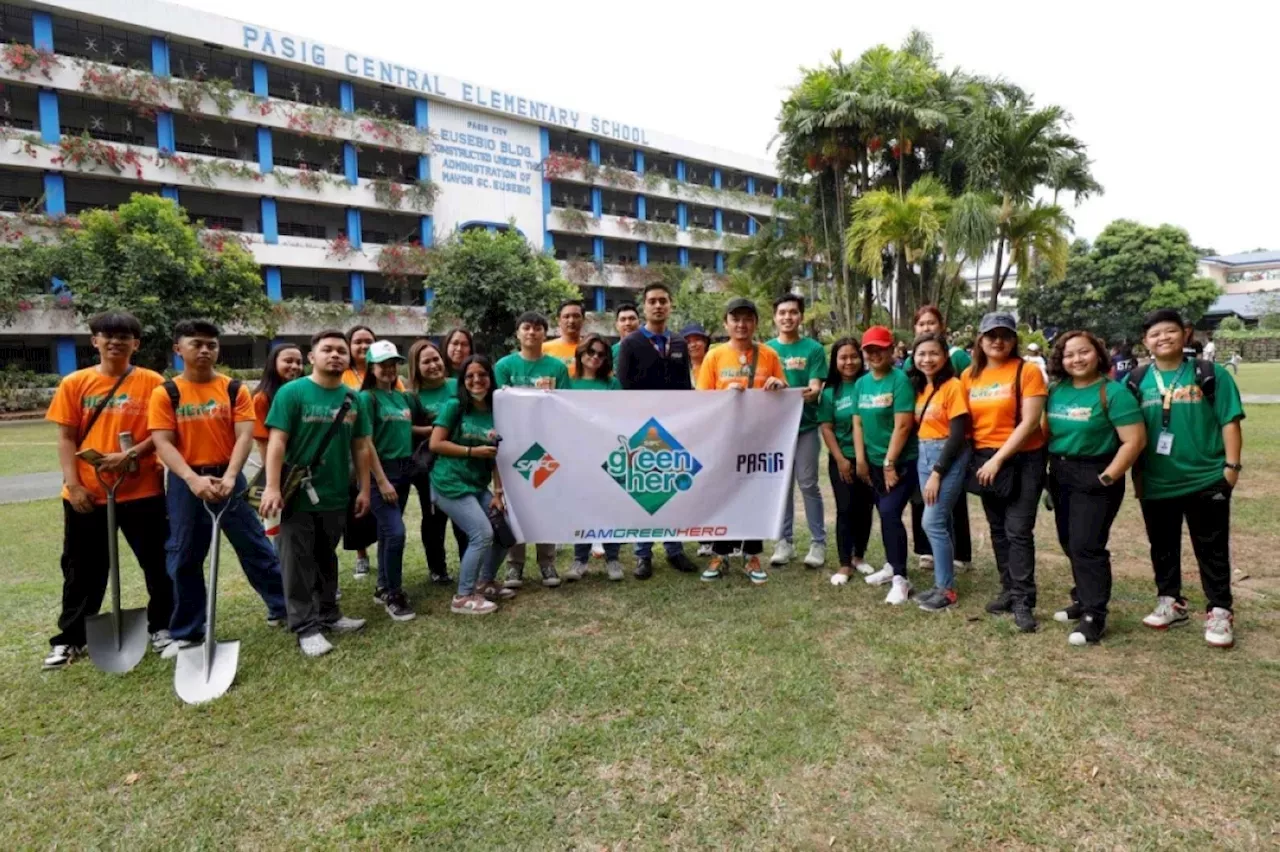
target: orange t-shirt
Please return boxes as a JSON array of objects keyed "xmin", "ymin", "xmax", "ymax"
[
  {"xmin": 961, "ymin": 359, "xmax": 1047, "ymax": 451},
  {"xmin": 148, "ymin": 374, "xmax": 255, "ymax": 468},
  {"xmin": 45, "ymin": 366, "xmax": 166, "ymax": 505},
  {"xmin": 252, "ymin": 391, "xmax": 271, "ymax": 441},
  {"xmin": 696, "ymin": 343, "xmax": 785, "ymax": 390},
  {"xmin": 542, "ymin": 337, "xmax": 580, "ymax": 377},
  {"xmin": 915, "ymin": 377, "xmax": 968, "ymax": 441},
  {"xmin": 342, "ymin": 367, "xmax": 404, "ymax": 391}
]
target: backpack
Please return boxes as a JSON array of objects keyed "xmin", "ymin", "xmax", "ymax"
[
  {"xmin": 164, "ymin": 378, "xmax": 242, "ymax": 427},
  {"xmin": 1124, "ymin": 359, "xmax": 1216, "ymax": 408}
]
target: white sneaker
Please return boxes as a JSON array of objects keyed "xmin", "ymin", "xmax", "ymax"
[
  {"xmin": 591, "ymin": 543, "xmax": 605, "ymax": 558},
  {"xmin": 885, "ymin": 575, "xmax": 911, "ymax": 605},
  {"xmin": 565, "ymin": 561, "xmax": 588, "ymax": 582},
  {"xmin": 300, "ymin": 633, "xmax": 333, "ymax": 657},
  {"xmin": 853, "ymin": 558, "xmax": 874, "ymax": 575},
  {"xmin": 697, "ymin": 544, "xmax": 714, "ymax": 557},
  {"xmin": 918, "ymin": 555, "xmax": 934, "ymax": 569},
  {"xmin": 864, "ymin": 563, "xmax": 894, "ymax": 586},
  {"xmin": 150, "ymin": 629, "xmax": 173, "ymax": 652},
  {"xmin": 606, "ymin": 560, "xmax": 625, "ymax": 581},
  {"xmin": 830, "ymin": 571, "xmax": 850, "ymax": 586},
  {"xmin": 353, "ymin": 556, "xmax": 370, "ymax": 579},
  {"xmin": 1142, "ymin": 596, "xmax": 1189, "ymax": 629},
  {"xmin": 803, "ymin": 543, "xmax": 825, "ymax": 568},
  {"xmin": 770, "ymin": 540, "xmax": 794, "ymax": 566},
  {"xmin": 161, "ymin": 639, "xmax": 200, "ymax": 660},
  {"xmin": 326, "ymin": 616, "xmax": 366, "ymax": 634},
  {"xmin": 1204, "ymin": 607, "xmax": 1235, "ymax": 648},
  {"xmin": 41, "ymin": 644, "xmax": 84, "ymax": 670}
]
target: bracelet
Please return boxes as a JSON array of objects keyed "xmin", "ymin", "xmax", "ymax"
[{"xmin": 466, "ymin": 447, "xmax": 471, "ymax": 458}]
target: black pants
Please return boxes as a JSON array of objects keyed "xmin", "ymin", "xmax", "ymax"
[
  {"xmin": 978, "ymin": 448, "xmax": 1047, "ymax": 608},
  {"xmin": 1139, "ymin": 480, "xmax": 1233, "ymax": 612},
  {"xmin": 828, "ymin": 455, "xmax": 873, "ymax": 566},
  {"xmin": 713, "ymin": 540, "xmax": 763, "ymax": 556},
  {"xmin": 343, "ymin": 484, "xmax": 378, "ymax": 552},
  {"xmin": 415, "ymin": 479, "xmax": 468, "ymax": 579},
  {"xmin": 277, "ymin": 508, "xmax": 346, "ymax": 637},
  {"xmin": 52, "ymin": 495, "xmax": 172, "ymax": 648},
  {"xmin": 911, "ymin": 494, "xmax": 972, "ymax": 562},
  {"xmin": 1051, "ymin": 456, "xmax": 1125, "ymax": 620}
]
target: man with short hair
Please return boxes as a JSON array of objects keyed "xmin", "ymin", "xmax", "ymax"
[
  {"xmin": 259, "ymin": 329, "xmax": 373, "ymax": 658},
  {"xmin": 615, "ymin": 282, "xmax": 700, "ymax": 578},
  {"xmin": 42, "ymin": 311, "xmax": 172, "ymax": 670},
  {"xmin": 495, "ymin": 311, "xmax": 571, "ymax": 588},
  {"xmin": 764, "ymin": 294, "xmax": 827, "ymax": 568},
  {"xmin": 611, "ymin": 302, "xmax": 640, "ymax": 362},
  {"xmin": 149, "ymin": 320, "xmax": 287, "ymax": 658},
  {"xmin": 542, "ymin": 299, "xmax": 585, "ymax": 377}
]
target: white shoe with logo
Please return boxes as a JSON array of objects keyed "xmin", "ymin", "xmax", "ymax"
[
  {"xmin": 770, "ymin": 540, "xmax": 794, "ymax": 566},
  {"xmin": 803, "ymin": 543, "xmax": 825, "ymax": 568},
  {"xmin": 1204, "ymin": 608, "xmax": 1234, "ymax": 648},
  {"xmin": 1142, "ymin": 596, "xmax": 1189, "ymax": 629},
  {"xmin": 864, "ymin": 563, "xmax": 894, "ymax": 586},
  {"xmin": 300, "ymin": 633, "xmax": 334, "ymax": 658},
  {"xmin": 885, "ymin": 575, "xmax": 911, "ymax": 605}
]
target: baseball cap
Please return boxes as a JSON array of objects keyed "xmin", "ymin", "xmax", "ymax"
[
  {"xmin": 1027, "ymin": 342, "xmax": 1041, "ymax": 352},
  {"xmin": 724, "ymin": 297, "xmax": 758, "ymax": 317},
  {"xmin": 860, "ymin": 326, "xmax": 894, "ymax": 349},
  {"xmin": 366, "ymin": 340, "xmax": 405, "ymax": 364},
  {"xmin": 978, "ymin": 312, "xmax": 1018, "ymax": 334},
  {"xmin": 679, "ymin": 322, "xmax": 709, "ymax": 341}
]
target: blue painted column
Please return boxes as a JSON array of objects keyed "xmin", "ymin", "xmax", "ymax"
[
  {"xmin": 677, "ymin": 202, "xmax": 687, "ymax": 231},
  {"xmin": 339, "ymin": 81, "xmax": 355, "ymax": 113},
  {"xmin": 540, "ymin": 126, "xmax": 552, "ymax": 252},
  {"xmin": 55, "ymin": 338, "xmax": 77, "ymax": 376},
  {"xmin": 594, "ymin": 287, "xmax": 605, "ymax": 313},
  {"xmin": 415, "ymin": 98, "xmax": 433, "ymax": 260},
  {"xmin": 678, "ymin": 247, "xmax": 689, "ymax": 268},
  {"xmin": 676, "ymin": 160, "xmax": 686, "ymax": 182},
  {"xmin": 775, "ymin": 182, "xmax": 783, "ymax": 199},
  {"xmin": 339, "ymin": 82, "xmax": 358, "ymax": 186},
  {"xmin": 260, "ymin": 198, "xmax": 278, "ymax": 244},
  {"xmin": 32, "ymin": 11, "xmax": 53, "ymax": 50},
  {"xmin": 349, "ymin": 272, "xmax": 366, "ymax": 308},
  {"xmin": 593, "ymin": 236, "xmax": 604, "ymax": 264},
  {"xmin": 636, "ymin": 196, "xmax": 647, "ymax": 221},
  {"xmin": 161, "ymin": 186, "xmax": 180, "ymax": 202},
  {"xmin": 253, "ymin": 62, "xmax": 273, "ymax": 175},
  {"xmin": 37, "ymin": 90, "xmax": 59, "ymax": 144},
  {"xmin": 713, "ymin": 168, "xmax": 722, "ymax": 190},
  {"xmin": 715, "ymin": 252, "xmax": 725, "ymax": 274},
  {"xmin": 35, "ymin": 12, "xmax": 66, "ymax": 301},
  {"xmin": 265, "ymin": 266, "xmax": 282, "ymax": 301},
  {"xmin": 346, "ymin": 208, "xmax": 363, "ymax": 248},
  {"xmin": 43, "ymin": 174, "xmax": 65, "ymax": 216},
  {"xmin": 748, "ymin": 216, "xmax": 757, "ymax": 237},
  {"xmin": 588, "ymin": 140, "xmax": 600, "ymax": 166},
  {"xmin": 638, "ymin": 243, "xmax": 648, "ymax": 266},
  {"xmin": 714, "ymin": 209, "xmax": 723, "ymax": 234},
  {"xmin": 635, "ymin": 151, "xmax": 645, "ymax": 174},
  {"xmin": 588, "ymin": 139, "xmax": 602, "ymax": 220},
  {"xmin": 747, "ymin": 176, "xmax": 756, "ymax": 196}
]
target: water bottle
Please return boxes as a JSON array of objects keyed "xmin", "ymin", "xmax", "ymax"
[{"xmin": 117, "ymin": 432, "xmax": 138, "ymax": 473}]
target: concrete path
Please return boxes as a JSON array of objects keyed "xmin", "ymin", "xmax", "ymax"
[
  {"xmin": 0, "ymin": 471, "xmax": 62, "ymax": 505},
  {"xmin": 1242, "ymin": 394, "xmax": 1280, "ymax": 404}
]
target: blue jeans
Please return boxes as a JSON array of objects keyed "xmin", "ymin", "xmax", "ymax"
[
  {"xmin": 781, "ymin": 428, "xmax": 825, "ymax": 545},
  {"xmin": 431, "ymin": 485, "xmax": 508, "ymax": 598},
  {"xmin": 634, "ymin": 541, "xmax": 686, "ymax": 560},
  {"xmin": 165, "ymin": 470, "xmax": 286, "ymax": 640},
  {"xmin": 869, "ymin": 463, "xmax": 919, "ymax": 577},
  {"xmin": 916, "ymin": 440, "xmax": 972, "ymax": 591},
  {"xmin": 372, "ymin": 457, "xmax": 413, "ymax": 592},
  {"xmin": 574, "ymin": 543, "xmax": 620, "ymax": 561}
]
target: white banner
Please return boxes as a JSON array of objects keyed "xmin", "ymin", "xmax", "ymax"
[{"xmin": 493, "ymin": 388, "xmax": 804, "ymax": 543}]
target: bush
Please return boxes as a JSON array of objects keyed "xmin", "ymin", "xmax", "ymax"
[
  {"xmin": 1258, "ymin": 313, "xmax": 1280, "ymax": 331},
  {"xmin": 1217, "ymin": 316, "xmax": 1245, "ymax": 331}
]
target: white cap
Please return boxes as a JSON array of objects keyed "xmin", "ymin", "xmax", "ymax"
[{"xmin": 366, "ymin": 340, "xmax": 404, "ymax": 364}]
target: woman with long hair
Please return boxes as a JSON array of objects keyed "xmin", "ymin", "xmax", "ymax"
[
  {"xmin": 441, "ymin": 327, "xmax": 474, "ymax": 378},
  {"xmin": 821, "ymin": 337, "xmax": 875, "ymax": 586},
  {"xmin": 1044, "ymin": 330, "xmax": 1146, "ymax": 645},
  {"xmin": 962, "ymin": 313, "xmax": 1049, "ymax": 633},
  {"xmin": 359, "ymin": 341, "xmax": 420, "ymax": 622},
  {"xmin": 907, "ymin": 334, "xmax": 972, "ymax": 611},
  {"xmin": 253, "ymin": 342, "xmax": 303, "ymax": 463},
  {"xmin": 342, "ymin": 325, "xmax": 383, "ymax": 579},
  {"xmin": 408, "ymin": 338, "xmax": 465, "ymax": 586},
  {"xmin": 565, "ymin": 335, "xmax": 624, "ymax": 581},
  {"xmin": 341, "ymin": 325, "xmax": 377, "ymax": 389},
  {"xmin": 429, "ymin": 354, "xmax": 511, "ymax": 615}
]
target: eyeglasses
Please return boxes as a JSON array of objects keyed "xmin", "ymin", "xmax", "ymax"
[{"xmin": 584, "ymin": 350, "xmax": 608, "ymax": 359}]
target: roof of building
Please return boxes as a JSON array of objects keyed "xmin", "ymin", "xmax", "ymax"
[
  {"xmin": 1204, "ymin": 292, "xmax": 1275, "ymax": 319},
  {"xmin": 1200, "ymin": 250, "xmax": 1280, "ymax": 267}
]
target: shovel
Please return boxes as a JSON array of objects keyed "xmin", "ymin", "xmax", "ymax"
[
  {"xmin": 174, "ymin": 497, "xmax": 241, "ymax": 705},
  {"xmin": 84, "ymin": 466, "xmax": 150, "ymax": 674}
]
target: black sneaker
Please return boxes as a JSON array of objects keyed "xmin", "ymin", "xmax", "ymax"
[
  {"xmin": 1054, "ymin": 602, "xmax": 1083, "ymax": 623},
  {"xmin": 917, "ymin": 588, "xmax": 957, "ymax": 612},
  {"xmin": 429, "ymin": 573, "xmax": 453, "ymax": 586},
  {"xmin": 1068, "ymin": 614, "xmax": 1104, "ymax": 646},
  {"xmin": 373, "ymin": 587, "xmax": 388, "ymax": 605},
  {"xmin": 668, "ymin": 552, "xmax": 697, "ymax": 574},
  {"xmin": 384, "ymin": 591, "xmax": 416, "ymax": 622},
  {"xmin": 633, "ymin": 557, "xmax": 654, "ymax": 580},
  {"xmin": 1012, "ymin": 604, "xmax": 1038, "ymax": 633},
  {"xmin": 985, "ymin": 590, "xmax": 1014, "ymax": 615}
]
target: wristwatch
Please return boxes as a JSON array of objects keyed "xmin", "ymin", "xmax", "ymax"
[
  {"xmin": 1224, "ymin": 462, "xmax": 1243, "ymax": 472},
  {"xmin": 1098, "ymin": 473, "xmax": 1114, "ymax": 486}
]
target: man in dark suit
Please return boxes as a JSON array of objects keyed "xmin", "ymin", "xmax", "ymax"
[{"xmin": 615, "ymin": 281, "xmax": 699, "ymax": 579}]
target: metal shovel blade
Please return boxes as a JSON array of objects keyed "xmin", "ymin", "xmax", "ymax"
[
  {"xmin": 174, "ymin": 639, "xmax": 240, "ymax": 705},
  {"xmin": 84, "ymin": 607, "xmax": 150, "ymax": 674}
]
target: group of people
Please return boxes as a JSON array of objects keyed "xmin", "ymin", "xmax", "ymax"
[{"xmin": 41, "ymin": 285, "xmax": 1246, "ymax": 668}]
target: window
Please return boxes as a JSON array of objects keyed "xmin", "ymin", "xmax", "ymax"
[
  {"xmin": 0, "ymin": 4, "xmax": 35, "ymax": 47},
  {"xmin": 51, "ymin": 15, "xmax": 151, "ymax": 67},
  {"xmin": 168, "ymin": 39, "xmax": 251, "ymax": 89}
]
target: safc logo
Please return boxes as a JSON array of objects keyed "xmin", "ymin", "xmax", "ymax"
[
  {"xmin": 514, "ymin": 443, "xmax": 560, "ymax": 489},
  {"xmin": 603, "ymin": 417, "xmax": 702, "ymax": 515}
]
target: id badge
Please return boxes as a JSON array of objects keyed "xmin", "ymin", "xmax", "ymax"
[{"xmin": 1156, "ymin": 431, "xmax": 1174, "ymax": 456}]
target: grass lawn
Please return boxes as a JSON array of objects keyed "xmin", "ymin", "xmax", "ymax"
[
  {"xmin": 0, "ymin": 420, "xmax": 58, "ymax": 477},
  {"xmin": 1232, "ymin": 362, "xmax": 1280, "ymax": 396},
  {"xmin": 1, "ymin": 409, "xmax": 1277, "ymax": 848}
]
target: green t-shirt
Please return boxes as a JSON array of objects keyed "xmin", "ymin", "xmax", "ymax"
[
  {"xmin": 416, "ymin": 378, "xmax": 457, "ymax": 423},
  {"xmin": 766, "ymin": 336, "xmax": 827, "ymax": 433},
  {"xmin": 817, "ymin": 381, "xmax": 857, "ymax": 459},
  {"xmin": 568, "ymin": 375, "xmax": 621, "ymax": 391},
  {"xmin": 430, "ymin": 398, "xmax": 496, "ymax": 500},
  {"xmin": 493, "ymin": 352, "xmax": 571, "ymax": 389},
  {"xmin": 903, "ymin": 346, "xmax": 971, "ymax": 375},
  {"xmin": 854, "ymin": 368, "xmax": 918, "ymax": 465},
  {"xmin": 1134, "ymin": 362, "xmax": 1245, "ymax": 500},
  {"xmin": 611, "ymin": 341, "xmax": 621, "ymax": 362},
  {"xmin": 361, "ymin": 388, "xmax": 414, "ymax": 461},
  {"xmin": 1046, "ymin": 379, "xmax": 1142, "ymax": 458},
  {"xmin": 264, "ymin": 378, "xmax": 371, "ymax": 512}
]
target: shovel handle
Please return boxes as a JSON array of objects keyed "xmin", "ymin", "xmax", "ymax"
[{"xmin": 201, "ymin": 496, "xmax": 239, "ymax": 680}]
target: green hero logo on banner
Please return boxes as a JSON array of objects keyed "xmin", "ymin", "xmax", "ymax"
[
  {"xmin": 514, "ymin": 442, "xmax": 560, "ymax": 489},
  {"xmin": 603, "ymin": 417, "xmax": 703, "ymax": 515}
]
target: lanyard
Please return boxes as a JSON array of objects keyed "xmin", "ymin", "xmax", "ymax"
[{"xmin": 1152, "ymin": 362, "xmax": 1188, "ymax": 429}]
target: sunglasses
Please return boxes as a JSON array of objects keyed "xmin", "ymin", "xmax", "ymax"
[{"xmin": 584, "ymin": 349, "xmax": 609, "ymax": 358}]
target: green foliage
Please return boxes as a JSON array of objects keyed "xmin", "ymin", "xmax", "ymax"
[
  {"xmin": 1216, "ymin": 316, "xmax": 1245, "ymax": 331},
  {"xmin": 427, "ymin": 226, "xmax": 580, "ymax": 353},
  {"xmin": 0, "ymin": 239, "xmax": 53, "ymax": 324},
  {"xmin": 1258, "ymin": 313, "xmax": 1280, "ymax": 331}
]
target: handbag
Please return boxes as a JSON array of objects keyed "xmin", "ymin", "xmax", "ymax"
[
  {"xmin": 248, "ymin": 390, "xmax": 356, "ymax": 510},
  {"xmin": 964, "ymin": 361, "xmax": 1024, "ymax": 499},
  {"xmin": 487, "ymin": 503, "xmax": 517, "ymax": 549}
]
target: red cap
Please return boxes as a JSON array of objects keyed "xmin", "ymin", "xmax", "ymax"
[{"xmin": 860, "ymin": 326, "xmax": 894, "ymax": 349}]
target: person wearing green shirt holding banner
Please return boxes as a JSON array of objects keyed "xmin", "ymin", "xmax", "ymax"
[
  {"xmin": 765, "ymin": 294, "xmax": 828, "ymax": 569},
  {"xmin": 408, "ymin": 339, "xmax": 463, "ymax": 587},
  {"xmin": 359, "ymin": 340, "xmax": 424, "ymax": 623},
  {"xmin": 1043, "ymin": 331, "xmax": 1146, "ymax": 646},
  {"xmin": 1130, "ymin": 309, "xmax": 1245, "ymax": 649},
  {"xmin": 494, "ymin": 311, "xmax": 571, "ymax": 589},
  {"xmin": 260, "ymin": 329, "xmax": 373, "ymax": 658},
  {"xmin": 853, "ymin": 326, "xmax": 919, "ymax": 605},
  {"xmin": 566, "ymin": 335, "xmax": 627, "ymax": 581},
  {"xmin": 819, "ymin": 337, "xmax": 875, "ymax": 586}
]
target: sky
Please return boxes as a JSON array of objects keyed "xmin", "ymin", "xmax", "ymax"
[{"xmin": 172, "ymin": 0, "xmax": 1278, "ymax": 256}]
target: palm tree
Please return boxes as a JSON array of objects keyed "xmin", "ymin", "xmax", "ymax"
[{"xmin": 995, "ymin": 201, "xmax": 1072, "ymax": 311}]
